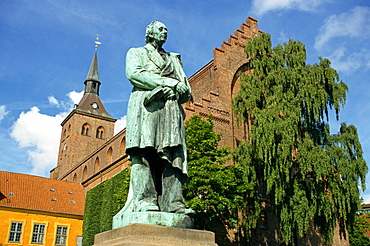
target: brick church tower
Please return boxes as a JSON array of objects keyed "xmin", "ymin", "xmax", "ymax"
[{"xmin": 50, "ymin": 50, "xmax": 116, "ymax": 180}]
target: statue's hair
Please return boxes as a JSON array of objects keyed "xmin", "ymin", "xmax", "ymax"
[{"xmin": 145, "ymin": 21, "xmax": 163, "ymax": 43}]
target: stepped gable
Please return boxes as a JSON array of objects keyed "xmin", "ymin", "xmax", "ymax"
[
  {"xmin": 215, "ymin": 16, "xmax": 260, "ymax": 55},
  {"xmin": 188, "ymin": 17, "xmax": 261, "ymax": 104},
  {"xmin": 185, "ymin": 17, "xmax": 262, "ymax": 149}
]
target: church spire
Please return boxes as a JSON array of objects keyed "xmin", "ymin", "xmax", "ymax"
[
  {"xmin": 86, "ymin": 50, "xmax": 100, "ymax": 81},
  {"xmin": 84, "ymin": 49, "xmax": 101, "ymax": 95},
  {"xmin": 73, "ymin": 37, "xmax": 115, "ymax": 120},
  {"xmin": 84, "ymin": 36, "xmax": 102, "ymax": 95}
]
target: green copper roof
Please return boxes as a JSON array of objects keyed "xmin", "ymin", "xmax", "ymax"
[{"xmin": 86, "ymin": 50, "xmax": 100, "ymax": 82}]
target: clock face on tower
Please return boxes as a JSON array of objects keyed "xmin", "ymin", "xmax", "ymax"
[{"xmin": 91, "ymin": 102, "xmax": 99, "ymax": 109}]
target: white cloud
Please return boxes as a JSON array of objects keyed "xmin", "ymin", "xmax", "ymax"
[
  {"xmin": 314, "ymin": 6, "xmax": 370, "ymax": 73},
  {"xmin": 68, "ymin": 90, "xmax": 84, "ymax": 105},
  {"xmin": 251, "ymin": 0, "xmax": 328, "ymax": 16},
  {"xmin": 10, "ymin": 107, "xmax": 66, "ymax": 177},
  {"xmin": 362, "ymin": 192, "xmax": 370, "ymax": 204},
  {"xmin": 278, "ymin": 30, "xmax": 289, "ymax": 44},
  {"xmin": 328, "ymin": 47, "xmax": 370, "ymax": 73},
  {"xmin": 315, "ymin": 6, "xmax": 370, "ymax": 50},
  {"xmin": 48, "ymin": 96, "xmax": 59, "ymax": 106},
  {"xmin": 114, "ymin": 115, "xmax": 126, "ymax": 134},
  {"xmin": 8, "ymin": 90, "xmax": 126, "ymax": 177},
  {"xmin": 9, "ymin": 91, "xmax": 82, "ymax": 177},
  {"xmin": 0, "ymin": 105, "xmax": 9, "ymax": 122}
]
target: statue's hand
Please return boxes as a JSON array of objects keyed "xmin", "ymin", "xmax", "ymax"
[
  {"xmin": 176, "ymin": 83, "xmax": 188, "ymax": 94},
  {"xmin": 163, "ymin": 87, "xmax": 175, "ymax": 100}
]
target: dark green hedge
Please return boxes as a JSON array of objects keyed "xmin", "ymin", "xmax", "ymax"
[{"xmin": 82, "ymin": 168, "xmax": 130, "ymax": 246}]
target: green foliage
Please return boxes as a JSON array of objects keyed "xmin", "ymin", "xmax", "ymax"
[
  {"xmin": 82, "ymin": 169, "xmax": 130, "ymax": 246},
  {"xmin": 183, "ymin": 115, "xmax": 253, "ymax": 238},
  {"xmin": 232, "ymin": 33, "xmax": 367, "ymax": 245},
  {"xmin": 349, "ymin": 214, "xmax": 370, "ymax": 246}
]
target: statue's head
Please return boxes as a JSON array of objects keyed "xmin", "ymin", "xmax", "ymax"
[{"xmin": 145, "ymin": 21, "xmax": 167, "ymax": 45}]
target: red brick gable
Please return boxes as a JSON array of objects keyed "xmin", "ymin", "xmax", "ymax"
[
  {"xmin": 0, "ymin": 171, "xmax": 85, "ymax": 216},
  {"xmin": 184, "ymin": 17, "xmax": 262, "ymax": 149}
]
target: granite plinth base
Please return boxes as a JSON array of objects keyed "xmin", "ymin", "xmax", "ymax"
[
  {"xmin": 112, "ymin": 211, "xmax": 193, "ymax": 229},
  {"xmin": 93, "ymin": 223, "xmax": 217, "ymax": 246}
]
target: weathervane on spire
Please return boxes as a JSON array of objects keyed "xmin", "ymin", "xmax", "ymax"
[{"xmin": 94, "ymin": 34, "xmax": 101, "ymax": 49}]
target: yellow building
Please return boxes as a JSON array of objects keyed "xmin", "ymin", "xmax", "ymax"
[{"xmin": 0, "ymin": 171, "xmax": 85, "ymax": 246}]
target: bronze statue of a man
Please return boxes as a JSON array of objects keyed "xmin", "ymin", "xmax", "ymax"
[{"xmin": 124, "ymin": 21, "xmax": 192, "ymax": 214}]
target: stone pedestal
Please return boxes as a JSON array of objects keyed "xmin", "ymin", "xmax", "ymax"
[{"xmin": 93, "ymin": 223, "xmax": 218, "ymax": 246}]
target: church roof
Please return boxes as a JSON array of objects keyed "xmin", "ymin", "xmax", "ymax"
[
  {"xmin": 75, "ymin": 92, "xmax": 115, "ymax": 120},
  {"xmin": 0, "ymin": 171, "xmax": 85, "ymax": 216}
]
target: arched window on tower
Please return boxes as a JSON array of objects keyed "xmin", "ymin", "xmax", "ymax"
[
  {"xmin": 96, "ymin": 126, "xmax": 104, "ymax": 139},
  {"xmin": 81, "ymin": 123, "xmax": 90, "ymax": 136},
  {"xmin": 107, "ymin": 147, "xmax": 113, "ymax": 164},
  {"xmin": 83, "ymin": 166, "xmax": 88, "ymax": 181},
  {"xmin": 94, "ymin": 157, "xmax": 100, "ymax": 173},
  {"xmin": 73, "ymin": 173, "xmax": 77, "ymax": 183}
]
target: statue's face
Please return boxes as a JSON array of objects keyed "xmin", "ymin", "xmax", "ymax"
[{"xmin": 151, "ymin": 22, "xmax": 167, "ymax": 45}]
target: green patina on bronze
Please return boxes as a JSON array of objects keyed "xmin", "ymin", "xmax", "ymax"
[{"xmin": 114, "ymin": 21, "xmax": 193, "ymax": 229}]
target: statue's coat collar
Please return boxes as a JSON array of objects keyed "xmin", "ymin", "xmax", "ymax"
[{"xmin": 144, "ymin": 43, "xmax": 166, "ymax": 69}]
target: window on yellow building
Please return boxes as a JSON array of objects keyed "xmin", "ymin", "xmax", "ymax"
[
  {"xmin": 77, "ymin": 236, "xmax": 82, "ymax": 246},
  {"xmin": 8, "ymin": 221, "xmax": 23, "ymax": 243},
  {"xmin": 31, "ymin": 223, "xmax": 46, "ymax": 244},
  {"xmin": 55, "ymin": 225, "xmax": 68, "ymax": 245}
]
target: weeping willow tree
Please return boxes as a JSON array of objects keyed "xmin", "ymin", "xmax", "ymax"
[{"xmin": 232, "ymin": 33, "xmax": 367, "ymax": 245}]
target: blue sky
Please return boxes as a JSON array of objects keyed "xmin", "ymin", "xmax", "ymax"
[{"xmin": 1, "ymin": 0, "xmax": 370, "ymax": 201}]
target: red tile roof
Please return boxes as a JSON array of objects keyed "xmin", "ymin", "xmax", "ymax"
[{"xmin": 0, "ymin": 171, "xmax": 85, "ymax": 216}]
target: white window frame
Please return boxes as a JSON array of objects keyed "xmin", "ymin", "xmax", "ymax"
[
  {"xmin": 76, "ymin": 236, "xmax": 83, "ymax": 246},
  {"xmin": 31, "ymin": 223, "xmax": 46, "ymax": 244},
  {"xmin": 55, "ymin": 225, "xmax": 68, "ymax": 245},
  {"xmin": 8, "ymin": 221, "xmax": 23, "ymax": 243}
]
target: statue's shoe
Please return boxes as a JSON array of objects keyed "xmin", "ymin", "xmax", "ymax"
[
  {"xmin": 136, "ymin": 201, "xmax": 160, "ymax": 212},
  {"xmin": 174, "ymin": 207, "xmax": 195, "ymax": 215},
  {"xmin": 139, "ymin": 205, "xmax": 160, "ymax": 212}
]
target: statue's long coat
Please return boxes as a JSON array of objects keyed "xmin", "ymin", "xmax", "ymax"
[{"xmin": 125, "ymin": 43, "xmax": 191, "ymax": 174}]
